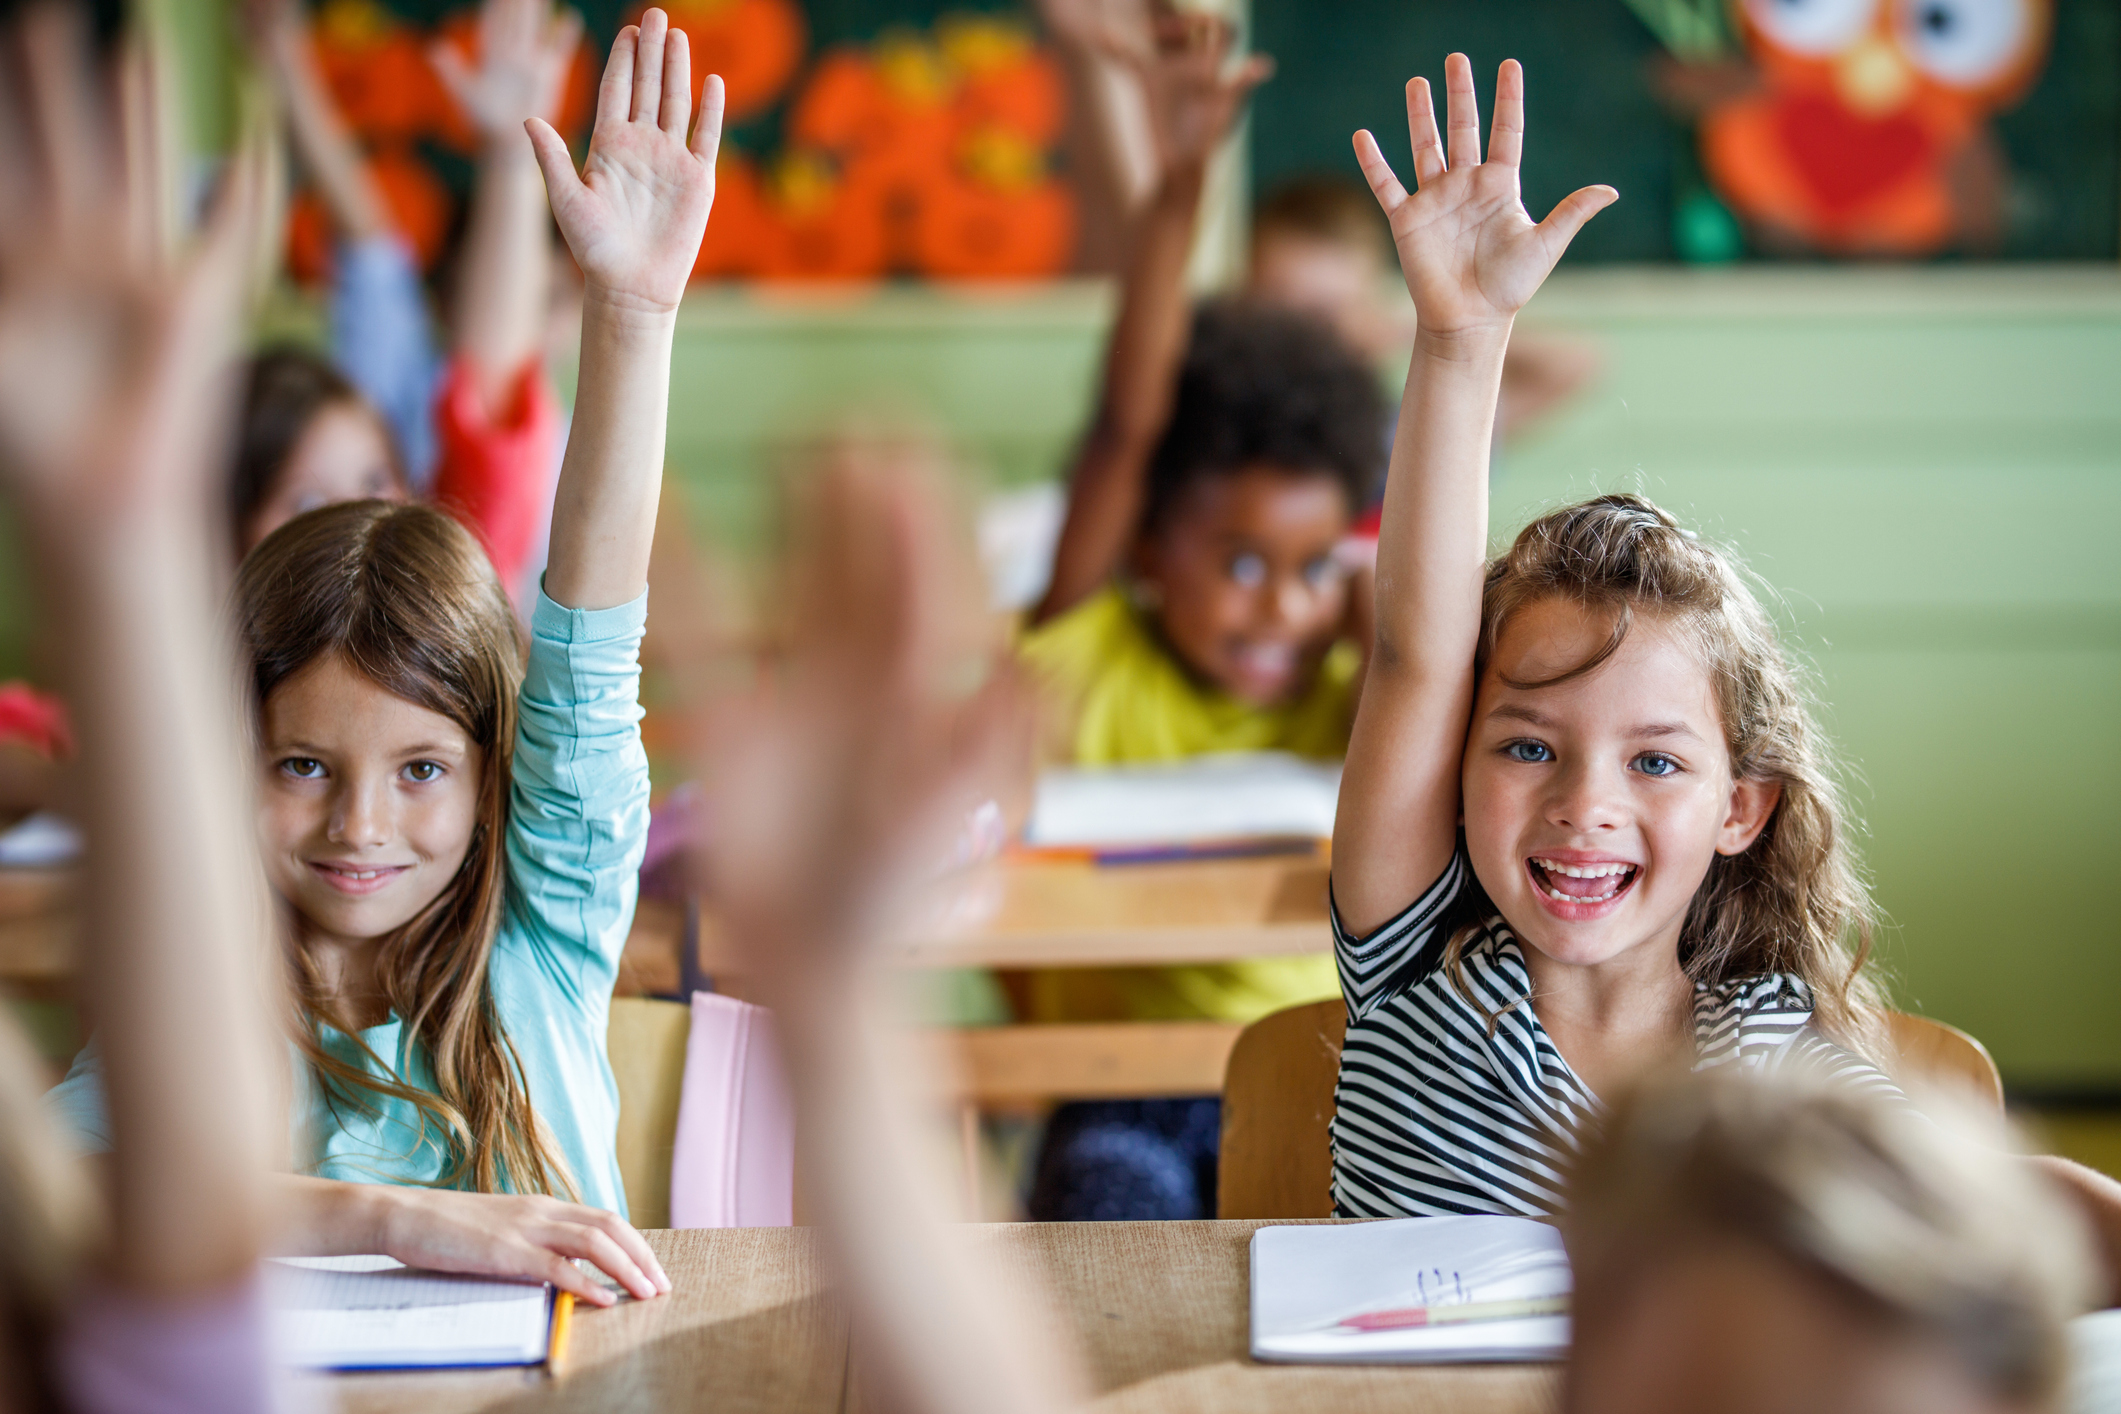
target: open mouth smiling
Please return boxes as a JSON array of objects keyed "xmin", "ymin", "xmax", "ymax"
[{"xmin": 1526, "ymin": 856, "xmax": 1640, "ymax": 910}]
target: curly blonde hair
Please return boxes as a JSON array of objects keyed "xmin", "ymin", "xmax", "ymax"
[{"xmin": 1450, "ymin": 493, "xmax": 1888, "ymax": 1059}]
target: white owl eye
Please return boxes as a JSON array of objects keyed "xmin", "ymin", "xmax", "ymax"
[
  {"xmin": 1746, "ymin": 0, "xmax": 1878, "ymax": 54},
  {"xmin": 1897, "ymin": 0, "xmax": 2032, "ymax": 84}
]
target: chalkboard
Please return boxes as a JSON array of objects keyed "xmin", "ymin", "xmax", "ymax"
[{"xmin": 1249, "ymin": 0, "xmax": 2121, "ymax": 261}]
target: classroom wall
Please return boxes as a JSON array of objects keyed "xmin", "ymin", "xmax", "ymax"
[{"xmin": 650, "ymin": 265, "xmax": 2121, "ymax": 1090}]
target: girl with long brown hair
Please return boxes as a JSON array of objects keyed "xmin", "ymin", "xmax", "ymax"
[
  {"xmin": 1324, "ymin": 52, "xmax": 2121, "ymax": 1269},
  {"xmin": 47, "ymin": 7, "xmax": 722, "ymax": 1303}
]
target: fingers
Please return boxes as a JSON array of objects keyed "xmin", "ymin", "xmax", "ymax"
[
  {"xmin": 659, "ymin": 24, "xmax": 690, "ymax": 138},
  {"xmin": 690, "ymin": 71, "xmax": 724, "ymax": 163},
  {"xmin": 1487, "ymin": 57, "xmax": 1524, "ymax": 169},
  {"xmin": 21, "ymin": 3, "xmax": 109, "ymax": 238},
  {"xmin": 631, "ymin": 7, "xmax": 667, "ymax": 126},
  {"xmin": 548, "ymin": 8, "xmax": 584, "ymax": 75},
  {"xmin": 534, "ymin": 1248, "xmax": 617, "ymax": 1306},
  {"xmin": 595, "ymin": 23, "xmax": 635, "ymax": 134},
  {"xmin": 1535, "ymin": 183, "xmax": 1619, "ymax": 256},
  {"xmin": 1403, "ymin": 76, "xmax": 1444, "ymax": 187},
  {"xmin": 428, "ymin": 39, "xmax": 475, "ymax": 110},
  {"xmin": 524, "ymin": 115, "xmax": 581, "ymax": 199},
  {"xmin": 1351, "ymin": 129, "xmax": 1408, "ymax": 213},
  {"xmin": 1442, "ymin": 51, "xmax": 1480, "ymax": 171},
  {"xmin": 547, "ymin": 1214, "xmax": 668, "ymax": 1300},
  {"xmin": 1227, "ymin": 51, "xmax": 1274, "ymax": 104}
]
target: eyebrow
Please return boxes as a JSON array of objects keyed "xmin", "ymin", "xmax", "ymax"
[
  {"xmin": 1485, "ymin": 703, "xmax": 1704, "ymax": 743},
  {"xmin": 267, "ymin": 740, "xmax": 467, "ymax": 758}
]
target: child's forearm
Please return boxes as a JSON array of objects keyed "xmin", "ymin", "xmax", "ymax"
[
  {"xmin": 757, "ymin": 952, "xmax": 1087, "ymax": 1414},
  {"xmin": 1035, "ymin": 161, "xmax": 1206, "ymax": 622},
  {"xmin": 40, "ymin": 517, "xmax": 279, "ymax": 1295},
  {"xmin": 1370, "ymin": 324, "xmax": 1506, "ymax": 668},
  {"xmin": 268, "ymin": 28, "xmax": 392, "ymax": 243},
  {"xmin": 452, "ymin": 136, "xmax": 553, "ymax": 407},
  {"xmin": 540, "ymin": 293, "xmax": 673, "ymax": 610}
]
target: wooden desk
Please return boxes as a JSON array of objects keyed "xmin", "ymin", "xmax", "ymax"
[
  {"xmin": 319, "ymin": 1228, "xmax": 847, "ymax": 1414},
  {"xmin": 0, "ymin": 866, "xmax": 76, "ymax": 996},
  {"xmin": 317, "ymin": 1222, "xmax": 1554, "ymax": 1414},
  {"xmin": 697, "ymin": 849, "xmax": 1335, "ymax": 975}
]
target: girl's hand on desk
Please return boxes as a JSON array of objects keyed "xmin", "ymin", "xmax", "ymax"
[
  {"xmin": 367, "ymin": 1185, "xmax": 671, "ymax": 1306},
  {"xmin": 527, "ymin": 6, "xmax": 720, "ymax": 319},
  {"xmin": 1353, "ymin": 54, "xmax": 1613, "ymax": 339}
]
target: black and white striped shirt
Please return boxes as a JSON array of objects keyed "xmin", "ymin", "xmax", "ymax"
[{"xmin": 1330, "ymin": 847, "xmax": 1901, "ymax": 1218}]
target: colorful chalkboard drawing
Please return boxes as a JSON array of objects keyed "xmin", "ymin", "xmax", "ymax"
[{"xmin": 1699, "ymin": 0, "xmax": 2051, "ymax": 254}]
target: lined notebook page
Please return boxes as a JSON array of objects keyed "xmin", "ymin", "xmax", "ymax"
[
  {"xmin": 1026, "ymin": 752, "xmax": 1342, "ymax": 848},
  {"xmin": 268, "ymin": 1256, "xmax": 552, "ymax": 1370}
]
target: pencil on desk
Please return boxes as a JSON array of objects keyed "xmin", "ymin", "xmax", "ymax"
[
  {"xmin": 548, "ymin": 1290, "xmax": 575, "ymax": 1376},
  {"xmin": 1337, "ymin": 1295, "xmax": 1569, "ymax": 1331}
]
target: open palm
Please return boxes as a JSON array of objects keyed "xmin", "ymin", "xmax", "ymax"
[
  {"xmin": 1353, "ymin": 56, "xmax": 1614, "ymax": 336},
  {"xmin": 526, "ymin": 8, "xmax": 720, "ymax": 314}
]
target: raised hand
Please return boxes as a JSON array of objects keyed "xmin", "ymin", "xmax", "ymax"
[
  {"xmin": 693, "ymin": 440, "xmax": 1031, "ymax": 978},
  {"xmin": 526, "ymin": 8, "xmax": 718, "ymax": 316},
  {"xmin": 1353, "ymin": 55, "xmax": 1614, "ymax": 337},
  {"xmin": 1135, "ymin": 9, "xmax": 1271, "ymax": 174},
  {"xmin": 431, "ymin": 0, "xmax": 583, "ymax": 146},
  {"xmin": 0, "ymin": 7, "xmax": 261, "ymax": 536}
]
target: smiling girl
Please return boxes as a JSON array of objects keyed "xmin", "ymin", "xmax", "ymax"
[
  {"xmin": 1327, "ymin": 55, "xmax": 2121, "ymax": 1232},
  {"xmin": 48, "ymin": 8, "xmax": 717, "ymax": 1301}
]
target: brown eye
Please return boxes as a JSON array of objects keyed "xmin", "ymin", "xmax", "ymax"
[
  {"xmin": 280, "ymin": 757, "xmax": 324, "ymax": 779},
  {"xmin": 403, "ymin": 761, "xmax": 443, "ymax": 784}
]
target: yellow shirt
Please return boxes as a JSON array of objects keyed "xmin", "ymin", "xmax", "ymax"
[{"xmin": 1016, "ymin": 586, "xmax": 1356, "ymax": 1023}]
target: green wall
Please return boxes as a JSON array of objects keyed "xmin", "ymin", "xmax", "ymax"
[{"xmin": 657, "ymin": 267, "xmax": 2121, "ymax": 1087}]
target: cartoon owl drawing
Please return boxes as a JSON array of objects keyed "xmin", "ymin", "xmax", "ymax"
[{"xmin": 1699, "ymin": 0, "xmax": 2052, "ymax": 253}]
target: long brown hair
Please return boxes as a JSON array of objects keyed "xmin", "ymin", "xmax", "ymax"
[
  {"xmin": 234, "ymin": 499, "xmax": 573, "ymax": 1198},
  {"xmin": 1452, "ymin": 493, "xmax": 1888, "ymax": 1059}
]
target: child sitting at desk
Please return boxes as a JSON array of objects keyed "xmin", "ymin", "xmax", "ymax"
[
  {"xmin": 1017, "ymin": 15, "xmax": 1379, "ymax": 1222},
  {"xmin": 46, "ymin": 7, "xmax": 717, "ymax": 1304}
]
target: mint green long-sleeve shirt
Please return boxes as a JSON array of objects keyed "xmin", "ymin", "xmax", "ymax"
[{"xmin": 49, "ymin": 589, "xmax": 650, "ymax": 1216}]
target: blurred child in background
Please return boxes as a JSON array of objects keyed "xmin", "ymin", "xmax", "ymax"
[
  {"xmin": 0, "ymin": 8, "xmax": 283, "ymax": 1408},
  {"xmin": 235, "ymin": 0, "xmax": 572, "ymax": 603},
  {"xmin": 45, "ymin": 7, "xmax": 718, "ymax": 1303},
  {"xmin": 1565, "ymin": 1069, "xmax": 2092, "ymax": 1414},
  {"xmin": 1016, "ymin": 12, "xmax": 1381, "ymax": 1222}
]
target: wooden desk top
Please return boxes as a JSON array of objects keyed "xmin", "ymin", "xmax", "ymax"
[
  {"xmin": 319, "ymin": 1222, "xmax": 1555, "ymax": 1414},
  {"xmin": 700, "ymin": 851, "xmax": 1335, "ymax": 975}
]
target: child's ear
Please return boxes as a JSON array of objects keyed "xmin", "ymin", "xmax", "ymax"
[{"xmin": 1715, "ymin": 776, "xmax": 1783, "ymax": 857}]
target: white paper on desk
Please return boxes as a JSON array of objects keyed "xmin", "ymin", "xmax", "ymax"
[
  {"xmin": 1250, "ymin": 1217, "xmax": 1572, "ymax": 1365},
  {"xmin": 1025, "ymin": 752, "xmax": 1341, "ymax": 849},
  {"xmin": 267, "ymin": 1255, "xmax": 552, "ymax": 1370},
  {"xmin": 2068, "ymin": 1309, "xmax": 2121, "ymax": 1414}
]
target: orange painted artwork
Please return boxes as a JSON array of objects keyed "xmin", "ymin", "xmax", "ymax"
[{"xmin": 1700, "ymin": 0, "xmax": 2052, "ymax": 254}]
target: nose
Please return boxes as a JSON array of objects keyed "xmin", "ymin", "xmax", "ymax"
[
  {"xmin": 1268, "ymin": 572, "xmax": 1312, "ymax": 629},
  {"xmin": 328, "ymin": 774, "xmax": 394, "ymax": 851},
  {"xmin": 1545, "ymin": 755, "xmax": 1629, "ymax": 834}
]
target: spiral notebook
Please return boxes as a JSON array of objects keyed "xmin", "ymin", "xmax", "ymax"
[
  {"xmin": 267, "ymin": 1255, "xmax": 555, "ymax": 1371},
  {"xmin": 1250, "ymin": 1217, "xmax": 1573, "ymax": 1365}
]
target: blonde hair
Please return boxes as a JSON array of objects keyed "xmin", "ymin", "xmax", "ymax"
[
  {"xmin": 234, "ymin": 500, "xmax": 574, "ymax": 1199},
  {"xmin": 1565, "ymin": 1067, "xmax": 2092, "ymax": 1408},
  {"xmin": 1450, "ymin": 493, "xmax": 1887, "ymax": 1057}
]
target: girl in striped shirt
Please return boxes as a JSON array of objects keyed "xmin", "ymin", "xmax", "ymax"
[{"xmin": 1327, "ymin": 54, "xmax": 2121, "ymax": 1250}]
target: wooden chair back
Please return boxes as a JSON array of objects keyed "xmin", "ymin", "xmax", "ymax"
[
  {"xmin": 608, "ymin": 996, "xmax": 693, "ymax": 1228},
  {"xmin": 1216, "ymin": 1001, "xmax": 2003, "ymax": 1221}
]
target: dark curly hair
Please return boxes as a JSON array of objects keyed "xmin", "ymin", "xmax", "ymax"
[{"xmin": 1141, "ymin": 300, "xmax": 1384, "ymax": 537}]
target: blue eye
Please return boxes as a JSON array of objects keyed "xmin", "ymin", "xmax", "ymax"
[
  {"xmin": 1302, "ymin": 555, "xmax": 1336, "ymax": 588},
  {"xmin": 403, "ymin": 761, "xmax": 444, "ymax": 784},
  {"xmin": 1633, "ymin": 752, "xmax": 1682, "ymax": 778},
  {"xmin": 1228, "ymin": 552, "xmax": 1267, "ymax": 588},
  {"xmin": 279, "ymin": 757, "xmax": 325, "ymax": 780},
  {"xmin": 1503, "ymin": 740, "xmax": 1553, "ymax": 764}
]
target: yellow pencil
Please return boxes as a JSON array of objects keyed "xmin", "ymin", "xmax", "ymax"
[{"xmin": 547, "ymin": 1290, "xmax": 575, "ymax": 1377}]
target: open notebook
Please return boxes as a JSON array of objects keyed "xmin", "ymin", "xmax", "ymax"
[
  {"xmin": 1251, "ymin": 1217, "xmax": 1573, "ymax": 1365},
  {"xmin": 267, "ymin": 1256, "xmax": 555, "ymax": 1371},
  {"xmin": 1025, "ymin": 752, "xmax": 1341, "ymax": 851}
]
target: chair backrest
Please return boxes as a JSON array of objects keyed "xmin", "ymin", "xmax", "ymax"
[
  {"xmin": 608, "ymin": 996, "xmax": 693, "ymax": 1229},
  {"xmin": 1883, "ymin": 1010, "xmax": 2004, "ymax": 1108},
  {"xmin": 1217, "ymin": 999, "xmax": 1345, "ymax": 1220},
  {"xmin": 1215, "ymin": 1000, "xmax": 2003, "ymax": 1221}
]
